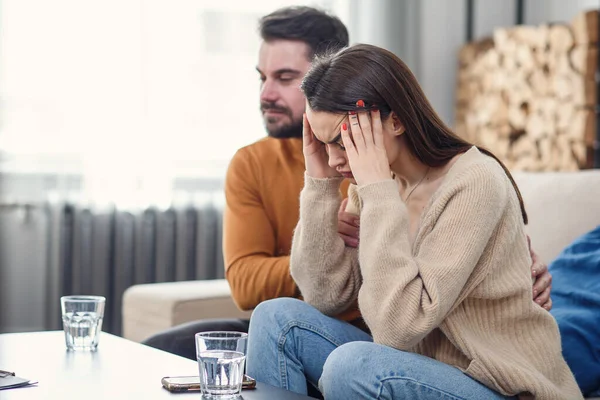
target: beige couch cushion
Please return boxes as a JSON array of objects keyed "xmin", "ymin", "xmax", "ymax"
[
  {"xmin": 513, "ymin": 170, "xmax": 600, "ymax": 264},
  {"xmin": 122, "ymin": 279, "xmax": 251, "ymax": 343}
]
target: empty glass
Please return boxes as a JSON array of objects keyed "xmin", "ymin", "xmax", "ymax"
[
  {"xmin": 195, "ymin": 331, "xmax": 248, "ymax": 398},
  {"xmin": 61, "ymin": 295, "xmax": 105, "ymax": 351}
]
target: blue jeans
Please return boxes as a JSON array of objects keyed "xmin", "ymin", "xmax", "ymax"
[{"xmin": 247, "ymin": 298, "xmax": 515, "ymax": 399}]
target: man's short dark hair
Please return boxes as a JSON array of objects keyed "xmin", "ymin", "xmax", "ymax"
[{"xmin": 259, "ymin": 6, "xmax": 349, "ymax": 60}]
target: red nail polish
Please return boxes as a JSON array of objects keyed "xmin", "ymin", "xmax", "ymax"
[
  {"xmin": 342, "ymin": 123, "xmax": 347, "ymax": 130},
  {"xmin": 356, "ymin": 100, "xmax": 365, "ymax": 107},
  {"xmin": 349, "ymin": 111, "xmax": 356, "ymax": 115}
]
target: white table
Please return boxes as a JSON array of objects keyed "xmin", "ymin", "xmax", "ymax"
[{"xmin": 0, "ymin": 331, "xmax": 315, "ymax": 399}]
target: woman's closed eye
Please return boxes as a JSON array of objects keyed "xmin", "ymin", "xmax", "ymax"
[{"xmin": 326, "ymin": 142, "xmax": 346, "ymax": 153}]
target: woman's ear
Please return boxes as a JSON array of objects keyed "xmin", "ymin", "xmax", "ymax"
[{"xmin": 390, "ymin": 112, "xmax": 406, "ymax": 136}]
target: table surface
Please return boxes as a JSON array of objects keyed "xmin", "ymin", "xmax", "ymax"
[{"xmin": 0, "ymin": 331, "xmax": 315, "ymax": 399}]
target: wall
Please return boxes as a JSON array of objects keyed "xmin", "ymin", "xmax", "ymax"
[{"xmin": 525, "ymin": 0, "xmax": 600, "ymax": 25}]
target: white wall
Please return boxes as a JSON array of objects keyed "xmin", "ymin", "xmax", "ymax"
[
  {"xmin": 525, "ymin": 0, "xmax": 599, "ymax": 25},
  {"xmin": 416, "ymin": 0, "xmax": 467, "ymax": 127},
  {"xmin": 473, "ymin": 0, "xmax": 516, "ymax": 39},
  {"xmin": 348, "ymin": 0, "xmax": 414, "ymax": 69}
]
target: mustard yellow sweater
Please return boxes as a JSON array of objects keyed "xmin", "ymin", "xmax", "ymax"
[
  {"xmin": 290, "ymin": 147, "xmax": 581, "ymax": 399},
  {"xmin": 223, "ymin": 137, "xmax": 357, "ymax": 320}
]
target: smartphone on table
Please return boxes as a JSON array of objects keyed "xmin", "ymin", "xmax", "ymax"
[{"xmin": 161, "ymin": 375, "xmax": 257, "ymax": 393}]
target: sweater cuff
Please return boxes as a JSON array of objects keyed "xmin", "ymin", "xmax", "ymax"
[
  {"xmin": 357, "ymin": 179, "xmax": 401, "ymax": 204},
  {"xmin": 304, "ymin": 173, "xmax": 345, "ymax": 199}
]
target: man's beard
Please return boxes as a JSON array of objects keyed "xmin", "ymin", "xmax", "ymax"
[
  {"xmin": 266, "ymin": 119, "xmax": 303, "ymax": 138},
  {"xmin": 261, "ymin": 102, "xmax": 303, "ymax": 139}
]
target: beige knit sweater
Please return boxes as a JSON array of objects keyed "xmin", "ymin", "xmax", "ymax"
[{"xmin": 290, "ymin": 147, "xmax": 582, "ymax": 399}]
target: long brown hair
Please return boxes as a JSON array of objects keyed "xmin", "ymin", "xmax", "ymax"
[{"xmin": 301, "ymin": 44, "xmax": 527, "ymax": 224}]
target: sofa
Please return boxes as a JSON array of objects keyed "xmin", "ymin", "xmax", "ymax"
[{"xmin": 122, "ymin": 170, "xmax": 600, "ymax": 343}]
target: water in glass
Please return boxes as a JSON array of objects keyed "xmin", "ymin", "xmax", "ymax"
[
  {"xmin": 63, "ymin": 311, "xmax": 103, "ymax": 351},
  {"xmin": 198, "ymin": 350, "xmax": 246, "ymax": 397}
]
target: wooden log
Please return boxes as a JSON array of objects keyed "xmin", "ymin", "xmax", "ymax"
[
  {"xmin": 481, "ymin": 134, "xmax": 510, "ymax": 161},
  {"xmin": 549, "ymin": 24, "xmax": 574, "ymax": 54},
  {"xmin": 455, "ymin": 121, "xmax": 468, "ymax": 139},
  {"xmin": 529, "ymin": 70, "xmax": 550, "ymax": 96},
  {"xmin": 459, "ymin": 38, "xmax": 495, "ymax": 65},
  {"xmin": 568, "ymin": 108, "xmax": 596, "ymax": 147},
  {"xmin": 552, "ymin": 53, "xmax": 573, "ymax": 75},
  {"xmin": 556, "ymin": 103, "xmax": 575, "ymax": 131},
  {"xmin": 553, "ymin": 74, "xmax": 574, "ymax": 100},
  {"xmin": 502, "ymin": 52, "xmax": 519, "ymax": 72},
  {"xmin": 458, "ymin": 43, "xmax": 477, "ymax": 66},
  {"xmin": 515, "ymin": 44, "xmax": 535, "ymax": 72},
  {"xmin": 510, "ymin": 79, "xmax": 533, "ymax": 107},
  {"xmin": 549, "ymin": 140, "xmax": 562, "ymax": 171},
  {"xmin": 525, "ymin": 112, "xmax": 547, "ymax": 140},
  {"xmin": 512, "ymin": 25, "xmax": 549, "ymax": 49},
  {"xmin": 533, "ymin": 47, "xmax": 549, "ymax": 68},
  {"xmin": 508, "ymin": 102, "xmax": 527, "ymax": 130},
  {"xmin": 512, "ymin": 136, "xmax": 537, "ymax": 157},
  {"xmin": 483, "ymin": 49, "xmax": 501, "ymax": 68},
  {"xmin": 566, "ymin": 108, "xmax": 585, "ymax": 141},
  {"xmin": 556, "ymin": 134, "xmax": 579, "ymax": 171},
  {"xmin": 493, "ymin": 28, "xmax": 511, "ymax": 51},
  {"xmin": 571, "ymin": 140, "xmax": 588, "ymax": 167},
  {"xmin": 490, "ymin": 69, "xmax": 508, "ymax": 91},
  {"xmin": 489, "ymin": 98, "xmax": 509, "ymax": 127},
  {"xmin": 511, "ymin": 156, "xmax": 541, "ymax": 171},
  {"xmin": 456, "ymin": 80, "xmax": 477, "ymax": 103},
  {"xmin": 497, "ymin": 123, "xmax": 512, "ymax": 138},
  {"xmin": 538, "ymin": 137, "xmax": 553, "ymax": 167},
  {"xmin": 571, "ymin": 10, "xmax": 598, "ymax": 44},
  {"xmin": 569, "ymin": 45, "xmax": 597, "ymax": 78},
  {"xmin": 570, "ymin": 78, "xmax": 596, "ymax": 107}
]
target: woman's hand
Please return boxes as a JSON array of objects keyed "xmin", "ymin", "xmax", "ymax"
[
  {"xmin": 303, "ymin": 113, "xmax": 340, "ymax": 179},
  {"xmin": 341, "ymin": 104, "xmax": 392, "ymax": 186},
  {"xmin": 338, "ymin": 198, "xmax": 360, "ymax": 248},
  {"xmin": 528, "ymin": 235, "xmax": 552, "ymax": 311}
]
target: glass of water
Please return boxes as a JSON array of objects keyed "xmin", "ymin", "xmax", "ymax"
[
  {"xmin": 195, "ymin": 331, "xmax": 248, "ymax": 399},
  {"xmin": 60, "ymin": 295, "xmax": 105, "ymax": 351}
]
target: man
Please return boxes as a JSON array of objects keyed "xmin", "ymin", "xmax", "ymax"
[{"xmin": 143, "ymin": 6, "xmax": 552, "ymax": 361}]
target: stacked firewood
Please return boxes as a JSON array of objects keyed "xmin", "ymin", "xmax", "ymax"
[{"xmin": 455, "ymin": 10, "xmax": 598, "ymax": 171}]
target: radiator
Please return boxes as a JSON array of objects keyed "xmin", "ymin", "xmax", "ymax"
[{"xmin": 41, "ymin": 200, "xmax": 225, "ymax": 336}]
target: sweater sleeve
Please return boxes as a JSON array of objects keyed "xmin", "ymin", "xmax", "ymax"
[
  {"xmin": 290, "ymin": 174, "xmax": 362, "ymax": 316},
  {"xmin": 357, "ymin": 164, "xmax": 510, "ymax": 350},
  {"xmin": 224, "ymin": 149, "xmax": 299, "ymax": 311}
]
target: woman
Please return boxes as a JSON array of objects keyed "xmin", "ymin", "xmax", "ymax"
[{"xmin": 246, "ymin": 44, "xmax": 581, "ymax": 399}]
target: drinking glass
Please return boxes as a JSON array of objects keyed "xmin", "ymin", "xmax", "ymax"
[
  {"xmin": 60, "ymin": 295, "xmax": 105, "ymax": 351},
  {"xmin": 195, "ymin": 331, "xmax": 248, "ymax": 398}
]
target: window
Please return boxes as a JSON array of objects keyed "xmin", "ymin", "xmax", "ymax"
[{"xmin": 0, "ymin": 0, "xmax": 350, "ymax": 203}]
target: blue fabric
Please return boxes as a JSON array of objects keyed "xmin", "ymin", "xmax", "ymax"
[
  {"xmin": 549, "ymin": 225, "xmax": 600, "ymax": 396},
  {"xmin": 247, "ymin": 298, "xmax": 514, "ymax": 399}
]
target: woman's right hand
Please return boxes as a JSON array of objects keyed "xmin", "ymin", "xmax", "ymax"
[{"xmin": 303, "ymin": 113, "xmax": 340, "ymax": 178}]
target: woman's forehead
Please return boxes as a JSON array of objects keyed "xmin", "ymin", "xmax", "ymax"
[{"xmin": 306, "ymin": 109, "xmax": 346, "ymax": 143}]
